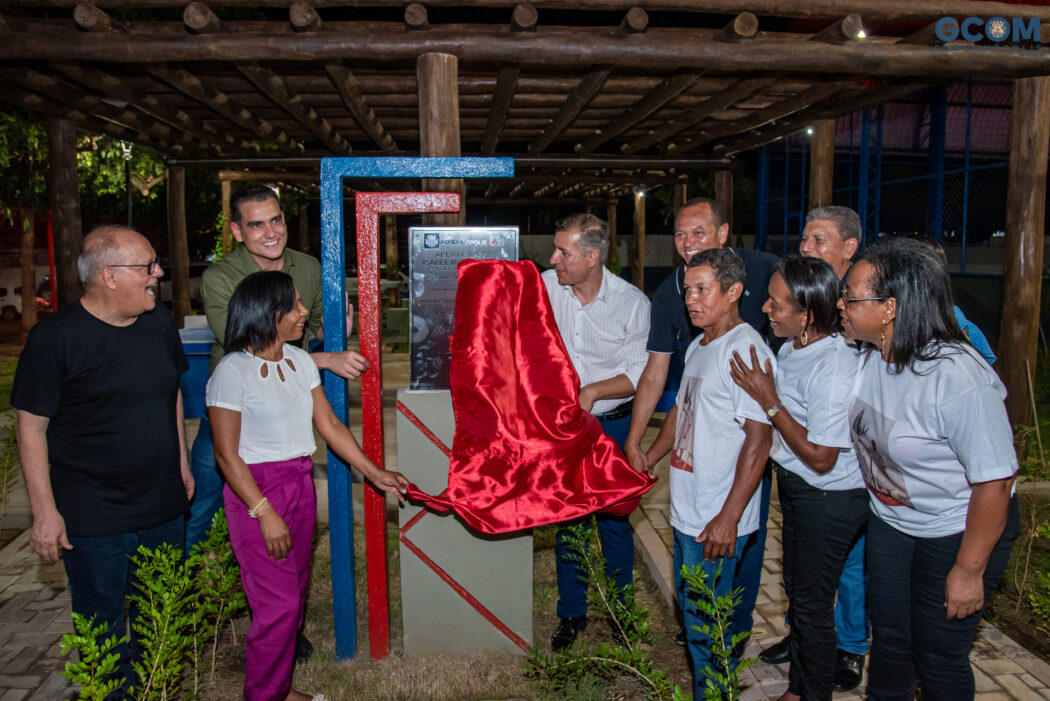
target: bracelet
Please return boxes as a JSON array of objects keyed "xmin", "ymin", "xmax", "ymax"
[{"xmin": 248, "ymin": 497, "xmax": 270, "ymax": 519}]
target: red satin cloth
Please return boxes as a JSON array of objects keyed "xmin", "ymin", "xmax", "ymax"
[{"xmin": 405, "ymin": 259, "xmax": 655, "ymax": 534}]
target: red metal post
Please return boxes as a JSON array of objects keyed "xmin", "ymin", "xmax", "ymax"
[{"xmin": 354, "ymin": 192, "xmax": 460, "ymax": 658}]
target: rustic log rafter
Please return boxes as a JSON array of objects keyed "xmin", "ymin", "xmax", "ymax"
[
  {"xmin": 73, "ymin": 2, "xmax": 117, "ymax": 32},
  {"xmin": 324, "ymin": 63, "xmax": 398, "ymax": 152},
  {"xmin": 4, "ymin": 66, "xmax": 198, "ymax": 151},
  {"xmin": 480, "ymin": 3, "xmax": 536, "ymax": 155},
  {"xmin": 146, "ymin": 64, "xmax": 303, "ymax": 153},
  {"xmin": 183, "ymin": 1, "xmax": 352, "ymax": 155},
  {"xmin": 672, "ymin": 79, "xmax": 862, "ymax": 153},
  {"xmin": 620, "ymin": 77, "xmax": 777, "ymax": 155},
  {"xmin": 528, "ymin": 66, "xmax": 611, "ymax": 154},
  {"xmin": 49, "ymin": 61, "xmax": 254, "ymax": 154}
]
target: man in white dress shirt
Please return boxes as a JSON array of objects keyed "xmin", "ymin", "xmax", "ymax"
[{"xmin": 540, "ymin": 213, "xmax": 650, "ymax": 651}]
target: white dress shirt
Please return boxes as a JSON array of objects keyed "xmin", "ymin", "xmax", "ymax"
[{"xmin": 542, "ymin": 267, "xmax": 651, "ymax": 416}]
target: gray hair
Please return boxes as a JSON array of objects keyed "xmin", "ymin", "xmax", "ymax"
[
  {"xmin": 805, "ymin": 206, "xmax": 861, "ymax": 241},
  {"xmin": 687, "ymin": 247, "xmax": 745, "ymax": 292},
  {"xmin": 556, "ymin": 212, "xmax": 610, "ymax": 263},
  {"xmin": 77, "ymin": 226, "xmax": 134, "ymax": 288}
]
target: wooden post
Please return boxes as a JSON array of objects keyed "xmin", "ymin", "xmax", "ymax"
[
  {"xmin": 221, "ymin": 179, "xmax": 233, "ymax": 255},
  {"xmin": 999, "ymin": 76, "xmax": 1050, "ymax": 428},
  {"xmin": 48, "ymin": 117, "xmax": 83, "ymax": 307},
  {"xmin": 384, "ymin": 214, "xmax": 400, "ymax": 306},
  {"xmin": 19, "ymin": 211, "xmax": 37, "ymax": 338},
  {"xmin": 417, "ymin": 53, "xmax": 465, "ymax": 226},
  {"xmin": 672, "ymin": 182, "xmax": 687, "ymax": 267},
  {"xmin": 166, "ymin": 164, "xmax": 191, "ymax": 328},
  {"xmin": 809, "ymin": 119, "xmax": 835, "ymax": 209},
  {"xmin": 715, "ymin": 170, "xmax": 739, "ymax": 247},
  {"xmin": 606, "ymin": 199, "xmax": 619, "ymax": 271},
  {"xmin": 298, "ymin": 202, "xmax": 310, "ymax": 254},
  {"xmin": 632, "ymin": 188, "xmax": 645, "ymax": 290}
]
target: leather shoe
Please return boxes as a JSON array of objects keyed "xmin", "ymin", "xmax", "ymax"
[
  {"xmin": 294, "ymin": 631, "xmax": 314, "ymax": 664},
  {"xmin": 833, "ymin": 649, "xmax": 865, "ymax": 691},
  {"xmin": 759, "ymin": 635, "xmax": 791, "ymax": 665},
  {"xmin": 674, "ymin": 627, "xmax": 686, "ymax": 646},
  {"xmin": 551, "ymin": 616, "xmax": 587, "ymax": 652}
]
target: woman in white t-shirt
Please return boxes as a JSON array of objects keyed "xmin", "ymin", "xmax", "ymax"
[
  {"xmin": 208, "ymin": 271, "xmax": 408, "ymax": 701},
  {"xmin": 838, "ymin": 236, "xmax": 1018, "ymax": 701},
  {"xmin": 729, "ymin": 257, "xmax": 864, "ymax": 701}
]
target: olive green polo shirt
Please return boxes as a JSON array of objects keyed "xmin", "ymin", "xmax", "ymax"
[{"xmin": 201, "ymin": 245, "xmax": 324, "ymax": 373}]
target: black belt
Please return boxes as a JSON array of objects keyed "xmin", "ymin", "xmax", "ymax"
[{"xmin": 595, "ymin": 400, "xmax": 633, "ymax": 422}]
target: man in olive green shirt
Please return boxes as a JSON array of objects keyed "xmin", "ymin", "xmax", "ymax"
[{"xmin": 188, "ymin": 185, "xmax": 369, "ymax": 550}]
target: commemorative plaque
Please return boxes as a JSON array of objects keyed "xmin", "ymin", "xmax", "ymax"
[{"xmin": 409, "ymin": 227, "xmax": 518, "ymax": 389}]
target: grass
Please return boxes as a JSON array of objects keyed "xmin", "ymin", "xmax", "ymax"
[
  {"xmin": 196, "ymin": 520, "xmax": 689, "ymax": 700},
  {"xmin": 0, "ymin": 357, "xmax": 17, "ymax": 413},
  {"xmin": 1014, "ymin": 353, "xmax": 1050, "ymax": 482}
]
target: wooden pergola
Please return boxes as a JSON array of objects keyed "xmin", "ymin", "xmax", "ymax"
[{"xmin": 1, "ymin": 0, "xmax": 1049, "ymax": 425}]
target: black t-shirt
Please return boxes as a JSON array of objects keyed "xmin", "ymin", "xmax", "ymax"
[
  {"xmin": 647, "ymin": 247, "xmax": 781, "ymax": 369},
  {"xmin": 11, "ymin": 301, "xmax": 190, "ymax": 536}
]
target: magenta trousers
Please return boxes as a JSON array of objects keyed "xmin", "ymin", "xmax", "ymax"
[{"xmin": 224, "ymin": 455, "xmax": 316, "ymax": 701}]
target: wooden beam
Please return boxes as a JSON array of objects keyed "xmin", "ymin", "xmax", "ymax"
[
  {"xmin": 418, "ymin": 52, "xmax": 465, "ymax": 226},
  {"xmin": 606, "ymin": 199, "xmax": 618, "ymax": 269},
  {"xmin": 672, "ymin": 181, "xmax": 686, "ymax": 266},
  {"xmin": 324, "ymin": 63, "xmax": 398, "ymax": 153},
  {"xmin": 48, "ymin": 117, "xmax": 82, "ymax": 307},
  {"xmin": 621, "ymin": 77, "xmax": 775, "ymax": 155},
  {"xmin": 999, "ymin": 76, "xmax": 1050, "ymax": 427},
  {"xmin": 19, "ymin": 212, "xmax": 37, "ymax": 337},
  {"xmin": 575, "ymin": 71, "xmax": 704, "ymax": 154},
  {"xmin": 811, "ymin": 13, "xmax": 865, "ymax": 44},
  {"xmin": 511, "ymin": 2, "xmax": 538, "ymax": 31},
  {"xmin": 220, "ymin": 180, "xmax": 233, "ymax": 255},
  {"xmin": 632, "ymin": 187, "xmax": 645, "ymax": 289},
  {"xmin": 808, "ymin": 119, "xmax": 835, "ymax": 208},
  {"xmin": 384, "ymin": 213, "xmax": 400, "ymax": 306},
  {"xmin": 619, "ymin": 6, "xmax": 648, "ymax": 34},
  {"xmin": 528, "ymin": 67, "xmax": 611, "ymax": 154},
  {"xmin": 50, "ymin": 62, "xmax": 252, "ymax": 154},
  {"xmin": 73, "ymin": 3, "xmax": 113, "ymax": 32},
  {"xmin": 715, "ymin": 170, "xmax": 739, "ymax": 246},
  {"xmin": 290, "ymin": 0, "xmax": 322, "ymax": 32},
  {"xmin": 183, "ymin": 1, "xmax": 222, "ymax": 33},
  {"xmin": 238, "ymin": 62, "xmax": 352, "ymax": 154},
  {"xmin": 147, "ymin": 64, "xmax": 303, "ymax": 153},
  {"xmin": 481, "ymin": 65, "xmax": 519, "ymax": 155},
  {"xmin": 720, "ymin": 11, "xmax": 758, "ymax": 41},
  {"xmin": 673, "ymin": 80, "xmax": 858, "ymax": 153},
  {"xmin": 9, "ymin": 29, "xmax": 1048, "ymax": 79},
  {"xmin": 405, "ymin": 3, "xmax": 428, "ymax": 30},
  {"xmin": 219, "ymin": 170, "xmax": 318, "ymax": 182},
  {"xmin": 166, "ymin": 164, "xmax": 191, "ymax": 328}
]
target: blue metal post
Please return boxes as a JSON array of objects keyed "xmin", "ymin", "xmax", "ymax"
[
  {"xmin": 961, "ymin": 80, "xmax": 973, "ymax": 272},
  {"xmin": 926, "ymin": 86, "xmax": 947, "ymax": 240},
  {"xmin": 859, "ymin": 109, "xmax": 871, "ymax": 240},
  {"xmin": 872, "ymin": 104, "xmax": 884, "ymax": 243},
  {"xmin": 755, "ymin": 145, "xmax": 770, "ymax": 251}
]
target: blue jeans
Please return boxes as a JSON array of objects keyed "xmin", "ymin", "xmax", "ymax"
[
  {"xmin": 554, "ymin": 411, "xmax": 635, "ymax": 619},
  {"xmin": 866, "ymin": 500, "xmax": 1019, "ymax": 701},
  {"xmin": 835, "ymin": 534, "xmax": 869, "ymax": 654},
  {"xmin": 674, "ymin": 527, "xmax": 750, "ymax": 700},
  {"xmin": 63, "ymin": 514, "xmax": 186, "ymax": 695},
  {"xmin": 732, "ymin": 463, "xmax": 771, "ymax": 637},
  {"xmin": 186, "ymin": 409, "xmax": 223, "ymax": 550}
]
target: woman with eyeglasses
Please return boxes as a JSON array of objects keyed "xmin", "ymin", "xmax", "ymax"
[
  {"xmin": 838, "ymin": 236, "xmax": 1018, "ymax": 701},
  {"xmin": 207, "ymin": 271, "xmax": 408, "ymax": 701},
  {"xmin": 728, "ymin": 257, "xmax": 865, "ymax": 701}
]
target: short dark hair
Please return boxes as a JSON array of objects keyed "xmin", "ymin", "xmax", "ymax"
[
  {"xmin": 224, "ymin": 270, "xmax": 298, "ymax": 355},
  {"xmin": 555, "ymin": 212, "xmax": 610, "ymax": 263},
  {"xmin": 680, "ymin": 196, "xmax": 727, "ymax": 230},
  {"xmin": 858, "ymin": 235, "xmax": 965, "ymax": 373},
  {"xmin": 776, "ymin": 256, "xmax": 842, "ymax": 336},
  {"xmin": 687, "ymin": 247, "xmax": 744, "ymax": 292},
  {"xmin": 230, "ymin": 185, "xmax": 281, "ymax": 225},
  {"xmin": 805, "ymin": 206, "xmax": 861, "ymax": 242}
]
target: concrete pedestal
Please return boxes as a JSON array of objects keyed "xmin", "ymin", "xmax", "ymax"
[{"xmin": 397, "ymin": 389, "xmax": 533, "ymax": 655}]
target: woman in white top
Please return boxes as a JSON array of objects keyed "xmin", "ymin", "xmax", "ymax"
[
  {"xmin": 730, "ymin": 257, "xmax": 865, "ymax": 701},
  {"xmin": 208, "ymin": 271, "xmax": 408, "ymax": 701},
  {"xmin": 839, "ymin": 236, "xmax": 1018, "ymax": 701}
]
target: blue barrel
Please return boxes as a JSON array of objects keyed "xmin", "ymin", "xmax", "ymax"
[{"xmin": 179, "ymin": 327, "xmax": 215, "ymax": 419}]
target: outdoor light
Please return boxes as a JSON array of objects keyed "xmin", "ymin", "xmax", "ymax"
[
  {"xmin": 857, "ymin": 29, "xmax": 867, "ymax": 39},
  {"xmin": 805, "ymin": 127, "xmax": 815, "ymax": 136}
]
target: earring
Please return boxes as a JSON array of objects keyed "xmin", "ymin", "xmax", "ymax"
[
  {"xmin": 880, "ymin": 318, "xmax": 889, "ymax": 351},
  {"xmin": 800, "ymin": 328, "xmax": 808, "ymax": 347}
]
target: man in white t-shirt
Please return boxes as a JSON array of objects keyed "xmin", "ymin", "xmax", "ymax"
[
  {"xmin": 643, "ymin": 249, "xmax": 773, "ymax": 697},
  {"xmin": 541, "ymin": 213, "xmax": 650, "ymax": 651}
]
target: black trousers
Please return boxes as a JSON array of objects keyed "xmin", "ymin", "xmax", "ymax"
[{"xmin": 777, "ymin": 465, "xmax": 868, "ymax": 701}]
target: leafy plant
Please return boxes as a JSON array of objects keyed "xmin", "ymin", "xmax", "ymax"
[
  {"xmin": 527, "ymin": 519, "xmax": 682, "ymax": 700},
  {"xmin": 679, "ymin": 562, "xmax": 756, "ymax": 701},
  {"xmin": 60, "ymin": 613, "xmax": 128, "ymax": 700},
  {"xmin": 1029, "ymin": 522, "xmax": 1050, "ymax": 635},
  {"xmin": 0, "ymin": 422, "xmax": 19, "ymax": 518}
]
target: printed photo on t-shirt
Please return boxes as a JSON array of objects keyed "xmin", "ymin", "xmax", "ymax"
[
  {"xmin": 672, "ymin": 376, "xmax": 699, "ymax": 473},
  {"xmin": 851, "ymin": 399, "xmax": 913, "ymax": 508}
]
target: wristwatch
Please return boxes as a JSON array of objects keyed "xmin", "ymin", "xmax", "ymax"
[{"xmin": 766, "ymin": 403, "xmax": 783, "ymax": 419}]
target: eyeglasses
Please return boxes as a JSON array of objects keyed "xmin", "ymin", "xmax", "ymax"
[
  {"xmin": 108, "ymin": 258, "xmax": 161, "ymax": 276},
  {"xmin": 840, "ymin": 289, "xmax": 888, "ymax": 305}
]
